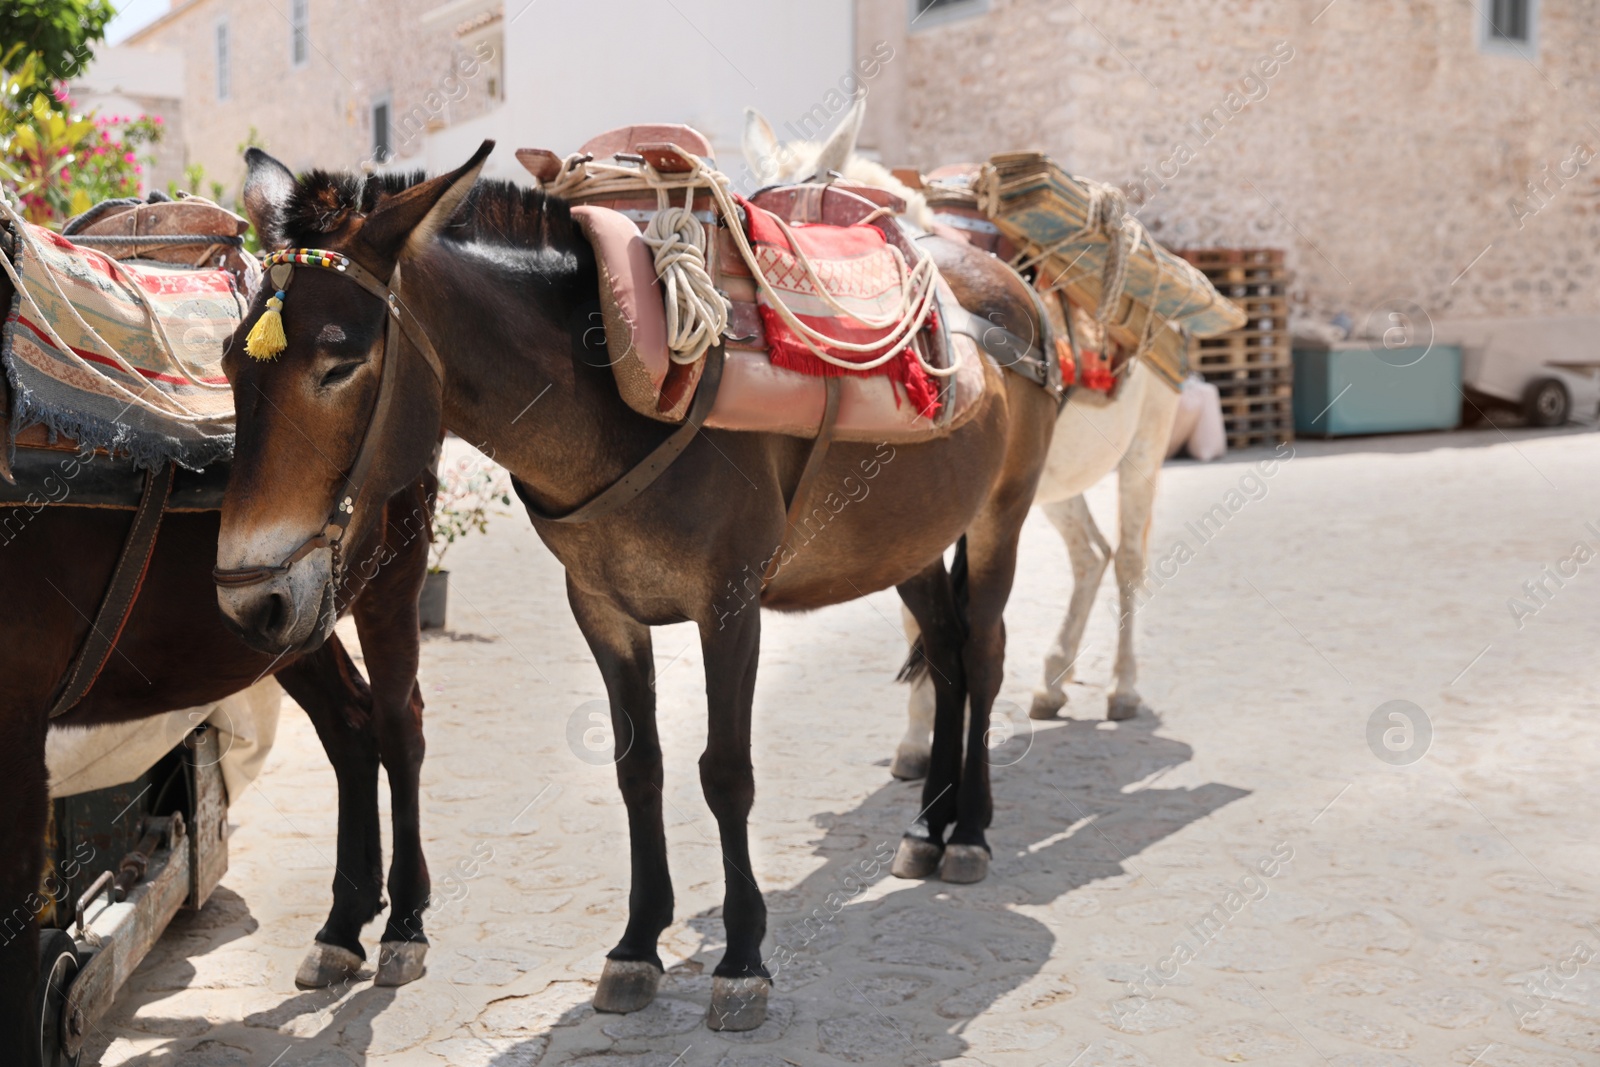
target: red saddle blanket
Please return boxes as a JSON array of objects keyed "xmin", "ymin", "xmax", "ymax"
[{"xmin": 739, "ymin": 196, "xmax": 940, "ymax": 417}]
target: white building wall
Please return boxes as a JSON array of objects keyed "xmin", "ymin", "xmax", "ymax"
[{"xmin": 418, "ymin": 0, "xmax": 857, "ymax": 187}]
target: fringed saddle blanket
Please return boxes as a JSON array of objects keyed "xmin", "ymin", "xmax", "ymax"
[
  {"xmin": 3, "ymin": 221, "xmax": 243, "ymax": 471},
  {"xmin": 738, "ymin": 194, "xmax": 941, "ymax": 418}
]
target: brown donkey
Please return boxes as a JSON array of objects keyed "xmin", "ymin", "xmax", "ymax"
[
  {"xmin": 0, "ymin": 295, "xmax": 436, "ymax": 1061},
  {"xmin": 216, "ymin": 140, "xmax": 1057, "ymax": 1031}
]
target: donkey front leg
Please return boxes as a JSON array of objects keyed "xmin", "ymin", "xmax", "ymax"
[
  {"xmin": 567, "ymin": 580, "xmax": 672, "ymax": 1015},
  {"xmin": 1032, "ymin": 495, "xmax": 1112, "ymax": 720},
  {"xmin": 1107, "ymin": 437, "xmax": 1164, "ymax": 721},
  {"xmin": 697, "ymin": 607, "xmax": 770, "ymax": 1032},
  {"xmin": 352, "ymin": 600, "xmax": 431, "ymax": 987},
  {"xmin": 275, "ymin": 635, "xmax": 384, "ymax": 989},
  {"xmin": 890, "ymin": 604, "xmax": 936, "ymax": 780}
]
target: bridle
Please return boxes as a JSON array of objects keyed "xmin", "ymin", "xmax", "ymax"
[{"xmin": 212, "ymin": 248, "xmax": 444, "ymax": 590}]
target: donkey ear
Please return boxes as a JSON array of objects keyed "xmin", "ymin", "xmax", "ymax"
[
  {"xmin": 241, "ymin": 148, "xmax": 296, "ymax": 249},
  {"xmin": 812, "ymin": 97, "xmax": 866, "ymax": 178},
  {"xmin": 742, "ymin": 108, "xmax": 781, "ymax": 184},
  {"xmin": 359, "ymin": 140, "xmax": 495, "ymax": 262}
]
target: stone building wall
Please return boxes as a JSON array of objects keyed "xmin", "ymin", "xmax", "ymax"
[
  {"xmin": 124, "ymin": 0, "xmax": 501, "ymax": 197},
  {"xmin": 858, "ymin": 0, "xmax": 1600, "ymax": 326}
]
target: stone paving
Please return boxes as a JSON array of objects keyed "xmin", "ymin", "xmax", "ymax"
[{"xmin": 87, "ymin": 427, "xmax": 1600, "ymax": 1066}]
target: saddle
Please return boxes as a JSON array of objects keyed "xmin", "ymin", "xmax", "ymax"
[
  {"xmin": 0, "ymin": 212, "xmax": 240, "ymax": 722},
  {"xmin": 63, "ymin": 195, "xmax": 256, "ymax": 281},
  {"xmin": 519, "ymin": 125, "xmax": 989, "ymax": 444},
  {"xmin": 916, "ymin": 163, "xmax": 1134, "ymax": 396}
]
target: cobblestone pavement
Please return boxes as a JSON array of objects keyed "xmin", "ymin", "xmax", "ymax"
[{"xmin": 89, "ymin": 427, "xmax": 1600, "ymax": 1066}]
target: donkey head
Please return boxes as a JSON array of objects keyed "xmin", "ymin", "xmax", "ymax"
[
  {"xmin": 216, "ymin": 142, "xmax": 492, "ymax": 654},
  {"xmin": 742, "ymin": 99, "xmax": 933, "ymax": 229}
]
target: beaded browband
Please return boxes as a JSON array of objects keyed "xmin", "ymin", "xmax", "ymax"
[{"xmin": 245, "ymin": 248, "xmax": 373, "ymax": 360}]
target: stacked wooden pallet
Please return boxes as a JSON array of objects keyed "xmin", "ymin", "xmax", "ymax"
[{"xmin": 1176, "ymin": 249, "xmax": 1293, "ymax": 449}]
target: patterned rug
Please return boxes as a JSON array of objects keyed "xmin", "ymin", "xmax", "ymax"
[
  {"xmin": 3, "ymin": 220, "xmax": 244, "ymax": 471},
  {"xmin": 739, "ymin": 196, "xmax": 941, "ymax": 417}
]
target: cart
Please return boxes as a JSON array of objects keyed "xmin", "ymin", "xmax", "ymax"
[
  {"xmin": 38, "ymin": 724, "xmax": 232, "ymax": 1066},
  {"xmin": 1436, "ymin": 315, "xmax": 1600, "ymax": 426}
]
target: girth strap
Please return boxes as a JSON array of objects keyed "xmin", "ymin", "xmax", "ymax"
[
  {"xmin": 48, "ymin": 462, "xmax": 174, "ymax": 719},
  {"xmin": 762, "ymin": 377, "xmax": 842, "ymax": 588},
  {"xmin": 941, "ymin": 302, "xmax": 1051, "ymax": 389},
  {"xmin": 516, "ymin": 343, "xmax": 727, "ymax": 523}
]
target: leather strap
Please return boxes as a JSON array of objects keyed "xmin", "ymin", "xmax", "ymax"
[
  {"xmin": 48, "ymin": 462, "xmax": 174, "ymax": 719},
  {"xmin": 761, "ymin": 377, "xmax": 841, "ymax": 587},
  {"xmin": 942, "ymin": 302, "xmax": 1050, "ymax": 386},
  {"xmin": 517, "ymin": 343, "xmax": 727, "ymax": 524}
]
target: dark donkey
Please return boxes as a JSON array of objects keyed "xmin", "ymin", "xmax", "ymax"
[
  {"xmin": 218, "ymin": 140, "xmax": 1057, "ymax": 1031},
  {"xmin": 0, "ymin": 259, "xmax": 435, "ymax": 1063}
]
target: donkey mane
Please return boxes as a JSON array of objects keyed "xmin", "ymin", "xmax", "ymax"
[{"xmin": 278, "ymin": 169, "xmax": 581, "ymax": 255}]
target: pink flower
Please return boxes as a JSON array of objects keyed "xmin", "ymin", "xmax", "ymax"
[
  {"xmin": 153, "ymin": 115, "xmax": 164, "ymax": 125},
  {"xmin": 60, "ymin": 168, "xmax": 70, "ymax": 180},
  {"xmin": 124, "ymin": 152, "xmax": 136, "ymax": 164},
  {"xmin": 133, "ymin": 164, "xmax": 143, "ymax": 174}
]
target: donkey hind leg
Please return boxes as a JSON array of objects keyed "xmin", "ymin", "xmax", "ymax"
[
  {"xmin": 1031, "ymin": 495, "xmax": 1112, "ymax": 720},
  {"xmin": 0, "ymin": 706, "xmax": 49, "ymax": 1065},
  {"xmin": 941, "ymin": 471, "xmax": 1037, "ymax": 884},
  {"xmin": 275, "ymin": 634, "xmax": 384, "ymax": 989},
  {"xmin": 1107, "ymin": 435, "xmax": 1163, "ymax": 721},
  {"xmin": 567, "ymin": 580, "xmax": 672, "ymax": 1015},
  {"xmin": 891, "ymin": 604, "xmax": 937, "ymax": 780},
  {"xmin": 695, "ymin": 605, "xmax": 771, "ymax": 1031},
  {"xmin": 892, "ymin": 556, "xmax": 968, "ymax": 880}
]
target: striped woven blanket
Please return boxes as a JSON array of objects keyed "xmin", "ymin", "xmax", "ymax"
[{"xmin": 3, "ymin": 220, "xmax": 244, "ymax": 472}]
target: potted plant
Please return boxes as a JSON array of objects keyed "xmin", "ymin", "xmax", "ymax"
[{"xmin": 423, "ymin": 458, "xmax": 512, "ymax": 630}]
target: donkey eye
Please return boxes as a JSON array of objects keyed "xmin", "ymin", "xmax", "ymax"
[{"xmin": 320, "ymin": 361, "xmax": 362, "ymax": 388}]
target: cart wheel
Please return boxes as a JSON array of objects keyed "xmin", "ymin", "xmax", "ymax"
[
  {"xmin": 37, "ymin": 930, "xmax": 81, "ymax": 1067},
  {"xmin": 1524, "ymin": 377, "xmax": 1570, "ymax": 427}
]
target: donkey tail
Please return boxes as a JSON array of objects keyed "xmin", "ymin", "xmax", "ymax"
[{"xmin": 895, "ymin": 535, "xmax": 970, "ymax": 685}]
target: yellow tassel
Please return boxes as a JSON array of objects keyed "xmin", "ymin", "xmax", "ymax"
[{"xmin": 245, "ymin": 292, "xmax": 288, "ymax": 360}]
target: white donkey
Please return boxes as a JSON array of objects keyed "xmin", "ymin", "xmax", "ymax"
[{"xmin": 743, "ymin": 102, "xmax": 1181, "ymax": 779}]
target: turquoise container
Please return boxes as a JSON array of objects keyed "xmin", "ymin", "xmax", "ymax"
[{"xmin": 1292, "ymin": 343, "xmax": 1462, "ymax": 436}]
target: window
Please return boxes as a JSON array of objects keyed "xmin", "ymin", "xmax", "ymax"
[
  {"xmin": 910, "ymin": 0, "xmax": 988, "ymax": 30},
  {"xmin": 372, "ymin": 100, "xmax": 391, "ymax": 163},
  {"xmin": 1489, "ymin": 0, "xmax": 1529, "ymax": 42},
  {"xmin": 291, "ymin": 0, "xmax": 310, "ymax": 68},
  {"xmin": 1481, "ymin": 0, "xmax": 1537, "ymax": 54},
  {"xmin": 215, "ymin": 19, "xmax": 230, "ymax": 100}
]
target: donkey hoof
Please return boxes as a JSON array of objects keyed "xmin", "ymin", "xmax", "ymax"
[
  {"xmin": 296, "ymin": 941, "xmax": 364, "ymax": 989},
  {"xmin": 1030, "ymin": 690, "xmax": 1067, "ymax": 720},
  {"xmin": 939, "ymin": 844, "xmax": 990, "ymax": 884},
  {"xmin": 889, "ymin": 744, "xmax": 930, "ymax": 781},
  {"xmin": 593, "ymin": 959, "xmax": 663, "ymax": 1013},
  {"xmin": 891, "ymin": 836, "xmax": 943, "ymax": 879},
  {"xmin": 707, "ymin": 975, "xmax": 770, "ymax": 1031},
  {"xmin": 1106, "ymin": 693, "xmax": 1142, "ymax": 721},
  {"xmin": 374, "ymin": 941, "xmax": 427, "ymax": 987}
]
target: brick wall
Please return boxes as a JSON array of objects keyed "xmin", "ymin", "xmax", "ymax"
[
  {"xmin": 124, "ymin": 0, "xmax": 499, "ymax": 197},
  {"xmin": 859, "ymin": 0, "xmax": 1600, "ymax": 326}
]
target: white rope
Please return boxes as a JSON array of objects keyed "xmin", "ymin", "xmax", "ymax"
[
  {"xmin": 0, "ymin": 194, "xmax": 237, "ymax": 424},
  {"xmin": 640, "ymin": 188, "xmax": 726, "ymax": 366},
  {"xmin": 543, "ymin": 152, "xmax": 956, "ymax": 378}
]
